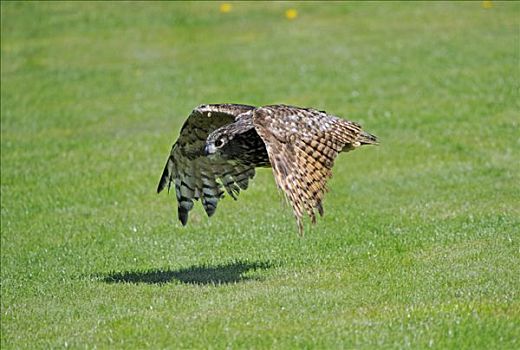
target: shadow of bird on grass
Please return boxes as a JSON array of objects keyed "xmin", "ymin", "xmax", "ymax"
[{"xmin": 100, "ymin": 260, "xmax": 273, "ymax": 285}]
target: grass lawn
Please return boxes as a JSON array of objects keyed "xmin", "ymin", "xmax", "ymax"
[{"xmin": 1, "ymin": 1, "xmax": 519, "ymax": 348}]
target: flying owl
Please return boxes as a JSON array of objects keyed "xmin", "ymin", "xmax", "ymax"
[{"xmin": 157, "ymin": 104, "xmax": 378, "ymax": 234}]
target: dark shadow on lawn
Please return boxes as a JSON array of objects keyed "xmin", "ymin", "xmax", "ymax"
[{"xmin": 100, "ymin": 260, "xmax": 273, "ymax": 285}]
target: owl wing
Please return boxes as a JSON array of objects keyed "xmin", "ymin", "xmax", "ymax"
[
  {"xmin": 157, "ymin": 104, "xmax": 256, "ymax": 226},
  {"xmin": 252, "ymin": 105, "xmax": 368, "ymax": 234}
]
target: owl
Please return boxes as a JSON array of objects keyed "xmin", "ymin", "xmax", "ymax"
[{"xmin": 157, "ymin": 104, "xmax": 378, "ymax": 234}]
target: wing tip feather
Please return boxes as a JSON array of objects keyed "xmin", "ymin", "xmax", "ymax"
[
  {"xmin": 178, "ymin": 207, "xmax": 189, "ymax": 226},
  {"xmin": 157, "ymin": 156, "xmax": 175, "ymax": 194}
]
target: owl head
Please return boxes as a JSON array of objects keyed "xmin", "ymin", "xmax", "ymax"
[
  {"xmin": 204, "ymin": 113, "xmax": 257, "ymax": 158},
  {"xmin": 205, "ymin": 127, "xmax": 234, "ymax": 155}
]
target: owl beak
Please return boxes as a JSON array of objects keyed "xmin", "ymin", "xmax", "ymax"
[{"xmin": 204, "ymin": 144, "xmax": 216, "ymax": 155}]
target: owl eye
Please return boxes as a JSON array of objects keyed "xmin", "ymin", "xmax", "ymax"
[{"xmin": 214, "ymin": 138, "xmax": 224, "ymax": 148}]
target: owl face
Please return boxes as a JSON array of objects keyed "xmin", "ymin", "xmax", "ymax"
[{"xmin": 205, "ymin": 129, "xmax": 232, "ymax": 155}]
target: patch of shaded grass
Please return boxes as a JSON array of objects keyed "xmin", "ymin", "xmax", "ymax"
[{"xmin": 100, "ymin": 260, "xmax": 273, "ymax": 285}]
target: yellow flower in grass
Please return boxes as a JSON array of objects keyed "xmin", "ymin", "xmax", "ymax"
[
  {"xmin": 482, "ymin": 1, "xmax": 493, "ymax": 9},
  {"xmin": 285, "ymin": 9, "xmax": 298, "ymax": 20},
  {"xmin": 220, "ymin": 3, "xmax": 232, "ymax": 13}
]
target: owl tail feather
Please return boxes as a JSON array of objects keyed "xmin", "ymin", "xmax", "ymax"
[
  {"xmin": 157, "ymin": 155, "xmax": 175, "ymax": 193},
  {"xmin": 358, "ymin": 130, "xmax": 379, "ymax": 145}
]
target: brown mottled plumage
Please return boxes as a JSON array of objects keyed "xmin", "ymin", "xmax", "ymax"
[{"xmin": 158, "ymin": 104, "xmax": 378, "ymax": 234}]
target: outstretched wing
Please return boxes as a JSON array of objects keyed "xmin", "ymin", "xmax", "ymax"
[
  {"xmin": 157, "ymin": 104, "xmax": 256, "ymax": 225},
  {"xmin": 253, "ymin": 105, "xmax": 372, "ymax": 234}
]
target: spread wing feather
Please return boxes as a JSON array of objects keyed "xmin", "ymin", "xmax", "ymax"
[
  {"xmin": 157, "ymin": 104, "xmax": 256, "ymax": 225},
  {"xmin": 252, "ymin": 105, "xmax": 368, "ymax": 234}
]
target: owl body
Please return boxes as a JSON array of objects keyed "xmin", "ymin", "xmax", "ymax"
[{"xmin": 158, "ymin": 104, "xmax": 377, "ymax": 233}]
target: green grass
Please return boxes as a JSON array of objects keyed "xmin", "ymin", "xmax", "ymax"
[{"xmin": 1, "ymin": 1, "xmax": 519, "ymax": 349}]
